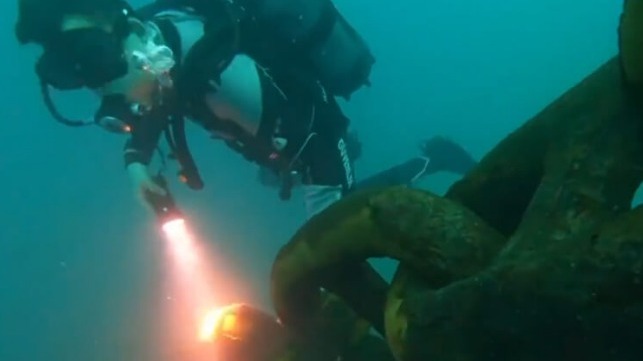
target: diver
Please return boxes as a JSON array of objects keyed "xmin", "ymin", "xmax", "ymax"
[
  {"xmin": 257, "ymin": 133, "xmax": 478, "ymax": 192},
  {"xmin": 15, "ymin": 0, "xmax": 377, "ymax": 219}
]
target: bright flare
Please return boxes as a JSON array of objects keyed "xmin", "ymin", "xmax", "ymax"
[
  {"xmin": 199, "ymin": 305, "xmax": 243, "ymax": 342},
  {"xmin": 199, "ymin": 308, "xmax": 223, "ymax": 342}
]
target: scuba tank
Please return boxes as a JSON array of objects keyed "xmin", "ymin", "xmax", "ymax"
[{"xmin": 239, "ymin": 0, "xmax": 375, "ymax": 99}]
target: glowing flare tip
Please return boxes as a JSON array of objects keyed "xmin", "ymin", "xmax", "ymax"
[{"xmin": 198, "ymin": 305, "xmax": 242, "ymax": 342}]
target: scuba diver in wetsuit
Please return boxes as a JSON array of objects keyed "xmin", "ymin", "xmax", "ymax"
[{"xmin": 15, "ymin": 0, "xmax": 376, "ymax": 219}]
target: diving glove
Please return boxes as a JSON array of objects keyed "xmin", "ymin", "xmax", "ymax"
[{"xmin": 127, "ymin": 162, "xmax": 166, "ymax": 211}]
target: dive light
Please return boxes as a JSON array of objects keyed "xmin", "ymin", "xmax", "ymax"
[{"xmin": 145, "ymin": 173, "xmax": 184, "ymax": 225}]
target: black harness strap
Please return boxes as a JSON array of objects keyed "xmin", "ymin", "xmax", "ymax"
[{"xmin": 155, "ymin": 18, "xmax": 205, "ymax": 190}]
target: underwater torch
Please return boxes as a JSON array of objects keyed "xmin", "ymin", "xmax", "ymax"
[{"xmin": 145, "ymin": 174, "xmax": 184, "ymax": 229}]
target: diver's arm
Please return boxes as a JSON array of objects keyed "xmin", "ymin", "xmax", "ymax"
[
  {"xmin": 123, "ymin": 112, "xmax": 169, "ymax": 204},
  {"xmin": 123, "ymin": 111, "xmax": 169, "ymax": 167}
]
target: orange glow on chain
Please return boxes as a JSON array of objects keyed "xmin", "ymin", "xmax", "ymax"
[{"xmin": 198, "ymin": 304, "xmax": 243, "ymax": 342}]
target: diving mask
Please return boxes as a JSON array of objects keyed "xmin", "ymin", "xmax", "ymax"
[
  {"xmin": 38, "ymin": 16, "xmax": 176, "ymax": 131},
  {"xmin": 97, "ymin": 20, "xmax": 176, "ymax": 104}
]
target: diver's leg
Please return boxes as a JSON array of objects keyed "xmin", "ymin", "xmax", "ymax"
[
  {"xmin": 356, "ymin": 157, "xmax": 431, "ymax": 190},
  {"xmin": 355, "ymin": 136, "xmax": 478, "ymax": 190}
]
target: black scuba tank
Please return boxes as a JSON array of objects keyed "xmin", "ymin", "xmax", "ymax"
[{"xmin": 240, "ymin": 0, "xmax": 375, "ymax": 99}]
